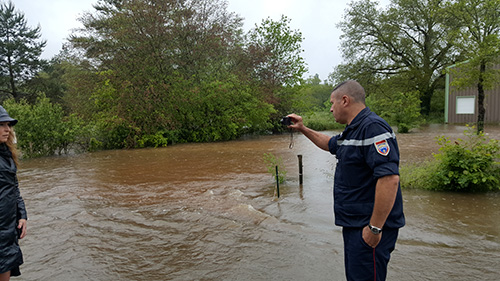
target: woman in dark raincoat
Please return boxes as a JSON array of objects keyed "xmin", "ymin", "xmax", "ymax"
[{"xmin": 0, "ymin": 106, "xmax": 27, "ymax": 281}]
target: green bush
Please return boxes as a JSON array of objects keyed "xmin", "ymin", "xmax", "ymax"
[
  {"xmin": 401, "ymin": 126, "xmax": 500, "ymax": 192},
  {"xmin": 93, "ymin": 117, "xmax": 135, "ymax": 149},
  {"xmin": 4, "ymin": 96, "xmax": 85, "ymax": 158},
  {"xmin": 179, "ymin": 78, "xmax": 275, "ymax": 142},
  {"xmin": 136, "ymin": 130, "xmax": 169, "ymax": 148}
]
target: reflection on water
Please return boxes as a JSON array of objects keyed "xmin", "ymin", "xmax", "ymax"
[{"xmin": 16, "ymin": 125, "xmax": 500, "ymax": 280}]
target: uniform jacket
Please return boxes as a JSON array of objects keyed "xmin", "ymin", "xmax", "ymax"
[
  {"xmin": 328, "ymin": 107, "xmax": 405, "ymax": 228},
  {"xmin": 0, "ymin": 143, "xmax": 26, "ymax": 274}
]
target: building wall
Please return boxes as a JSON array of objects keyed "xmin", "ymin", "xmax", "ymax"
[{"xmin": 447, "ymin": 68, "xmax": 500, "ymax": 124}]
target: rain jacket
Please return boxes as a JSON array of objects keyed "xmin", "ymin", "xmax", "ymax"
[
  {"xmin": 0, "ymin": 143, "xmax": 26, "ymax": 275},
  {"xmin": 328, "ymin": 107, "xmax": 405, "ymax": 228}
]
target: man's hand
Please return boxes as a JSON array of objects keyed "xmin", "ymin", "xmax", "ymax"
[
  {"xmin": 287, "ymin": 114, "xmax": 305, "ymax": 131},
  {"xmin": 362, "ymin": 225, "xmax": 382, "ymax": 248},
  {"xmin": 286, "ymin": 113, "xmax": 331, "ymax": 151}
]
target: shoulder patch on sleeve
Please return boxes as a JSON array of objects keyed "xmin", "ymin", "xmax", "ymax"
[{"xmin": 375, "ymin": 139, "xmax": 390, "ymax": 156}]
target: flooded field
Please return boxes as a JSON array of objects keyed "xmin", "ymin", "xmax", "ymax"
[{"xmin": 15, "ymin": 125, "xmax": 500, "ymax": 280}]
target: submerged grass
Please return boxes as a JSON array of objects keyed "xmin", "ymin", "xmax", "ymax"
[
  {"xmin": 262, "ymin": 152, "xmax": 287, "ymax": 184},
  {"xmin": 399, "ymin": 160, "xmax": 438, "ymax": 190}
]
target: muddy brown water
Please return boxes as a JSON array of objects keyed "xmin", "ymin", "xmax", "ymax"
[{"xmin": 15, "ymin": 125, "xmax": 500, "ymax": 280}]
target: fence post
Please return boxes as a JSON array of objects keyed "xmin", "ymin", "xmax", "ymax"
[
  {"xmin": 298, "ymin": 154, "xmax": 303, "ymax": 185},
  {"xmin": 275, "ymin": 165, "xmax": 280, "ymax": 198}
]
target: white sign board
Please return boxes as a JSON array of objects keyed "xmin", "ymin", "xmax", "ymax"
[{"xmin": 456, "ymin": 96, "xmax": 475, "ymax": 114}]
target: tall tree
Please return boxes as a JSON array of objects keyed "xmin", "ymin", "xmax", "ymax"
[
  {"xmin": 335, "ymin": 0, "xmax": 461, "ymax": 115},
  {"xmin": 68, "ymin": 0, "xmax": 275, "ymax": 147},
  {"xmin": 246, "ymin": 15, "xmax": 307, "ymax": 118},
  {"xmin": 247, "ymin": 15, "xmax": 307, "ymax": 89},
  {"xmin": 71, "ymin": 0, "xmax": 245, "ymax": 82},
  {"xmin": 447, "ymin": 0, "xmax": 500, "ymax": 133},
  {"xmin": 0, "ymin": 1, "xmax": 46, "ymax": 100}
]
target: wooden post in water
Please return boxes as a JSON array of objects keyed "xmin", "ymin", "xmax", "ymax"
[
  {"xmin": 297, "ymin": 154, "xmax": 303, "ymax": 185},
  {"xmin": 275, "ymin": 165, "xmax": 280, "ymax": 198}
]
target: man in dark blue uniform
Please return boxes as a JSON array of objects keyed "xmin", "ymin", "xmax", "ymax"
[{"xmin": 288, "ymin": 80, "xmax": 405, "ymax": 281}]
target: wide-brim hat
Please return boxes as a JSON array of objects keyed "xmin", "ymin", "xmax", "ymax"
[{"xmin": 0, "ymin": 106, "xmax": 18, "ymax": 126}]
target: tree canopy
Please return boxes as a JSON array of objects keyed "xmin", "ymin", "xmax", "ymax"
[
  {"xmin": 62, "ymin": 0, "xmax": 306, "ymax": 147},
  {"xmin": 0, "ymin": 1, "xmax": 46, "ymax": 101},
  {"xmin": 334, "ymin": 0, "xmax": 462, "ymax": 115}
]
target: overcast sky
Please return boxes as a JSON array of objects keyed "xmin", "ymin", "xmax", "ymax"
[{"xmin": 12, "ymin": 0, "xmax": 389, "ymax": 82}]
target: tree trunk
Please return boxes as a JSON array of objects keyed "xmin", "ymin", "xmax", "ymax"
[
  {"xmin": 420, "ymin": 92, "xmax": 432, "ymax": 116},
  {"xmin": 476, "ymin": 61, "xmax": 486, "ymax": 134},
  {"xmin": 420, "ymin": 85, "xmax": 434, "ymax": 116},
  {"xmin": 7, "ymin": 55, "xmax": 18, "ymax": 100}
]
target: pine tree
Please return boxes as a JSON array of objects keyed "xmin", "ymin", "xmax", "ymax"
[{"xmin": 0, "ymin": 1, "xmax": 46, "ymax": 100}]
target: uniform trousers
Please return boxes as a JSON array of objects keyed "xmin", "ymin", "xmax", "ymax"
[{"xmin": 342, "ymin": 227, "xmax": 399, "ymax": 281}]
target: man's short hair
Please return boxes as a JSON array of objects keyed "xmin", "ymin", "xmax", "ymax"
[{"xmin": 333, "ymin": 80, "xmax": 366, "ymax": 104}]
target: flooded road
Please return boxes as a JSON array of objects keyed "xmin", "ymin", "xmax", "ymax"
[{"xmin": 16, "ymin": 125, "xmax": 500, "ymax": 280}]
